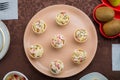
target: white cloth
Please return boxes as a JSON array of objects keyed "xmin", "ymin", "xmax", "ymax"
[
  {"xmin": 112, "ymin": 44, "xmax": 120, "ymax": 71},
  {"xmin": 0, "ymin": 0, "xmax": 18, "ymax": 20}
]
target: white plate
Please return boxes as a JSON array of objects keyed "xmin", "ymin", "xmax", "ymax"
[
  {"xmin": 0, "ymin": 21, "xmax": 10, "ymax": 60},
  {"xmin": 80, "ymin": 72, "xmax": 108, "ymax": 80}
]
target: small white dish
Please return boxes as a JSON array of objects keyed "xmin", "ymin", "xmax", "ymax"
[
  {"xmin": 3, "ymin": 71, "xmax": 28, "ymax": 80},
  {"xmin": 80, "ymin": 72, "xmax": 108, "ymax": 80},
  {"xmin": 0, "ymin": 20, "xmax": 10, "ymax": 60}
]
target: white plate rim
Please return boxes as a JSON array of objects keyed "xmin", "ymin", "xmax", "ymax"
[
  {"xmin": 80, "ymin": 72, "xmax": 108, "ymax": 80},
  {"xmin": 0, "ymin": 20, "xmax": 10, "ymax": 60}
]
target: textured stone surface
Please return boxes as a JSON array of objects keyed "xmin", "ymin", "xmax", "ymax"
[{"xmin": 0, "ymin": 0, "xmax": 120, "ymax": 80}]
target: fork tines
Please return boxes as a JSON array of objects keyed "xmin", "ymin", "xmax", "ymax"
[{"xmin": 0, "ymin": 2, "xmax": 9, "ymax": 11}]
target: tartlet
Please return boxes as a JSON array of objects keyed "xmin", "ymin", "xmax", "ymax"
[
  {"xmin": 72, "ymin": 48, "xmax": 87, "ymax": 64},
  {"xmin": 29, "ymin": 44, "xmax": 44, "ymax": 58},
  {"xmin": 51, "ymin": 34, "xmax": 65, "ymax": 49},
  {"xmin": 50, "ymin": 60, "xmax": 64, "ymax": 74},
  {"xmin": 56, "ymin": 12, "xmax": 70, "ymax": 26},
  {"xmin": 32, "ymin": 20, "xmax": 47, "ymax": 34},
  {"xmin": 74, "ymin": 29, "xmax": 88, "ymax": 43}
]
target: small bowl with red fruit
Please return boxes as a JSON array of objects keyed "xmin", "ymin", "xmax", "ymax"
[{"xmin": 3, "ymin": 71, "xmax": 28, "ymax": 80}]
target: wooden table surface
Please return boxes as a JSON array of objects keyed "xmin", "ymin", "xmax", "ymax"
[{"xmin": 0, "ymin": 0, "xmax": 120, "ymax": 80}]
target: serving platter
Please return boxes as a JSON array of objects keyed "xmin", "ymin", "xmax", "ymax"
[{"xmin": 24, "ymin": 4, "xmax": 98, "ymax": 78}]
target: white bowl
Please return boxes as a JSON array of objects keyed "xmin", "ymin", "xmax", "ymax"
[{"xmin": 3, "ymin": 71, "xmax": 28, "ymax": 80}]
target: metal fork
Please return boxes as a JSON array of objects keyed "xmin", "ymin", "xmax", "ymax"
[{"xmin": 0, "ymin": 2, "xmax": 9, "ymax": 11}]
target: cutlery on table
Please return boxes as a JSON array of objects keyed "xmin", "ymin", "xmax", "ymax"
[{"xmin": 0, "ymin": 2, "xmax": 8, "ymax": 11}]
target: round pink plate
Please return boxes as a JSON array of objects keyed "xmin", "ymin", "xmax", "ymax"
[{"xmin": 24, "ymin": 4, "xmax": 98, "ymax": 78}]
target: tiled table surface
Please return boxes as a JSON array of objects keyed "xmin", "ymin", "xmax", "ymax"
[{"xmin": 0, "ymin": 0, "xmax": 120, "ymax": 80}]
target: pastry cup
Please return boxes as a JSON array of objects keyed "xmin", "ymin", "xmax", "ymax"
[
  {"xmin": 74, "ymin": 29, "xmax": 88, "ymax": 43},
  {"xmin": 51, "ymin": 34, "xmax": 65, "ymax": 49},
  {"xmin": 72, "ymin": 48, "xmax": 87, "ymax": 64},
  {"xmin": 49, "ymin": 60, "xmax": 64, "ymax": 75},
  {"xmin": 56, "ymin": 12, "xmax": 70, "ymax": 26},
  {"xmin": 29, "ymin": 44, "xmax": 44, "ymax": 58},
  {"xmin": 32, "ymin": 20, "xmax": 47, "ymax": 34}
]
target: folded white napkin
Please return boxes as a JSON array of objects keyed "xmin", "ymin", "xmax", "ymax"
[
  {"xmin": 0, "ymin": 0, "xmax": 18, "ymax": 20},
  {"xmin": 112, "ymin": 44, "xmax": 120, "ymax": 71}
]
